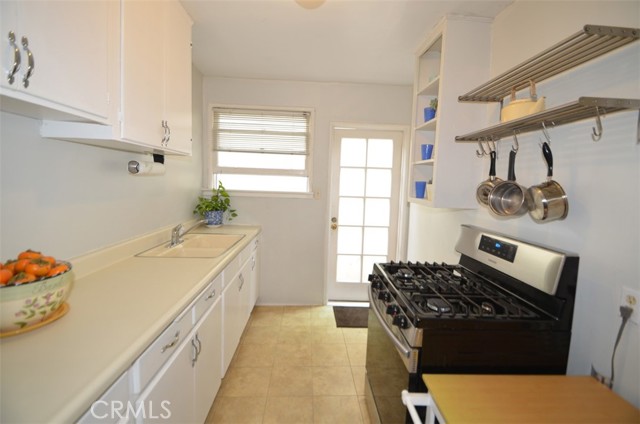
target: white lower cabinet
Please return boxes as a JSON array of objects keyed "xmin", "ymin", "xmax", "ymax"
[
  {"xmin": 77, "ymin": 235, "xmax": 259, "ymax": 424},
  {"xmin": 134, "ymin": 331, "xmax": 194, "ymax": 423},
  {"xmin": 222, "ymin": 271, "xmax": 243, "ymax": 375},
  {"xmin": 193, "ymin": 301, "xmax": 222, "ymax": 423},
  {"xmin": 133, "ymin": 278, "xmax": 222, "ymax": 424},
  {"xmin": 77, "ymin": 370, "xmax": 133, "ymax": 424}
]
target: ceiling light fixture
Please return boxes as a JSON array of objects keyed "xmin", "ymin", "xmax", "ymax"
[{"xmin": 295, "ymin": 0, "xmax": 325, "ymax": 10}]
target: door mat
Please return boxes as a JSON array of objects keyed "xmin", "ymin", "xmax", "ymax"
[{"xmin": 333, "ymin": 306, "xmax": 368, "ymax": 328}]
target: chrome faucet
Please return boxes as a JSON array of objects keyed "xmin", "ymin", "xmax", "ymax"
[{"xmin": 169, "ymin": 220, "xmax": 205, "ymax": 247}]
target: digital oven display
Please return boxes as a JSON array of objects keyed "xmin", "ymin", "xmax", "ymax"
[{"xmin": 478, "ymin": 235, "xmax": 517, "ymax": 262}]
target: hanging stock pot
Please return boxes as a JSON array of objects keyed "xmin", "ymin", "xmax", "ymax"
[
  {"xmin": 488, "ymin": 149, "xmax": 530, "ymax": 217},
  {"xmin": 527, "ymin": 142, "xmax": 568, "ymax": 222},
  {"xmin": 476, "ymin": 149, "xmax": 502, "ymax": 207}
]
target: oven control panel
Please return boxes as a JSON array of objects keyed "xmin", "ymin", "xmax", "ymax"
[{"xmin": 478, "ymin": 235, "xmax": 517, "ymax": 262}]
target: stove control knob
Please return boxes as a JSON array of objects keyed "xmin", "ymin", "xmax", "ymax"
[
  {"xmin": 377, "ymin": 291, "xmax": 391, "ymax": 302},
  {"xmin": 392, "ymin": 314, "xmax": 408, "ymax": 329},
  {"xmin": 368, "ymin": 275, "xmax": 383, "ymax": 290},
  {"xmin": 386, "ymin": 304, "xmax": 400, "ymax": 315}
]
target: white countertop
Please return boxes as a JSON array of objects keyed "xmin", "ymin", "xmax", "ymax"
[{"xmin": 0, "ymin": 224, "xmax": 261, "ymax": 424}]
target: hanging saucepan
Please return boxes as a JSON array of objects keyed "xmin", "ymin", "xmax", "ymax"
[
  {"xmin": 488, "ymin": 149, "xmax": 530, "ymax": 216},
  {"xmin": 476, "ymin": 150, "xmax": 502, "ymax": 207},
  {"xmin": 527, "ymin": 142, "xmax": 568, "ymax": 222}
]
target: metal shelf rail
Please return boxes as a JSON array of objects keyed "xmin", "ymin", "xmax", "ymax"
[
  {"xmin": 455, "ymin": 97, "xmax": 640, "ymax": 142},
  {"xmin": 458, "ymin": 25, "xmax": 639, "ymax": 103}
]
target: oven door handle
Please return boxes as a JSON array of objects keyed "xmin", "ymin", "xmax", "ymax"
[{"xmin": 368, "ymin": 285, "xmax": 412, "ymax": 358}]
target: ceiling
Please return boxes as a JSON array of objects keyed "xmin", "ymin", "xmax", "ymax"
[{"xmin": 180, "ymin": 0, "xmax": 513, "ymax": 86}]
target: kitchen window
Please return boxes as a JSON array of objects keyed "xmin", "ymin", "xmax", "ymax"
[{"xmin": 211, "ymin": 106, "xmax": 313, "ymax": 195}]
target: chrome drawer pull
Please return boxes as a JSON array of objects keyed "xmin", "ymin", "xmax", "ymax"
[
  {"xmin": 6, "ymin": 31, "xmax": 21, "ymax": 85},
  {"xmin": 206, "ymin": 289, "xmax": 216, "ymax": 300},
  {"xmin": 21, "ymin": 36, "xmax": 34, "ymax": 88},
  {"xmin": 161, "ymin": 331, "xmax": 180, "ymax": 353}
]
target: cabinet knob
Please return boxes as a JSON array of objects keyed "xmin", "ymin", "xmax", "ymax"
[
  {"xmin": 21, "ymin": 36, "xmax": 34, "ymax": 88},
  {"xmin": 6, "ymin": 31, "xmax": 21, "ymax": 85}
]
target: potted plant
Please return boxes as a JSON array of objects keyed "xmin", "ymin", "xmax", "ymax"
[
  {"xmin": 424, "ymin": 97, "xmax": 438, "ymax": 122},
  {"xmin": 193, "ymin": 181, "xmax": 238, "ymax": 226}
]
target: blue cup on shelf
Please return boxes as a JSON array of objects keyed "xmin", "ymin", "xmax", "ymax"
[
  {"xmin": 421, "ymin": 144, "xmax": 434, "ymax": 160},
  {"xmin": 424, "ymin": 107, "xmax": 436, "ymax": 122},
  {"xmin": 415, "ymin": 181, "xmax": 427, "ymax": 199}
]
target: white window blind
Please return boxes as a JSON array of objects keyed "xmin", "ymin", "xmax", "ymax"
[
  {"xmin": 211, "ymin": 106, "xmax": 313, "ymax": 195},
  {"xmin": 213, "ymin": 108, "xmax": 310, "ymax": 155}
]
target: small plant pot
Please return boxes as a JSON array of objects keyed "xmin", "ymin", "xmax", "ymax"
[
  {"xmin": 424, "ymin": 107, "xmax": 436, "ymax": 122},
  {"xmin": 205, "ymin": 210, "xmax": 224, "ymax": 227}
]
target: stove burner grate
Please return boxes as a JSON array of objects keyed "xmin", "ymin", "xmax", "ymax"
[{"xmin": 379, "ymin": 261, "xmax": 541, "ymax": 320}]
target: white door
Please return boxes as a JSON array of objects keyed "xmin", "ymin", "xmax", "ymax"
[{"xmin": 327, "ymin": 127, "xmax": 405, "ymax": 302}]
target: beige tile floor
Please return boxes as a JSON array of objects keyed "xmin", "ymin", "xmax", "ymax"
[{"xmin": 206, "ymin": 305, "xmax": 371, "ymax": 423}]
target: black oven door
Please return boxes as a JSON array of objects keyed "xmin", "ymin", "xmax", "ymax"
[{"xmin": 365, "ymin": 288, "xmax": 425, "ymax": 424}]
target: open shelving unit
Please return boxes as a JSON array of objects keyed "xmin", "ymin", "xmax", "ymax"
[
  {"xmin": 456, "ymin": 97, "xmax": 640, "ymax": 142},
  {"xmin": 455, "ymin": 25, "xmax": 640, "ymax": 144},
  {"xmin": 458, "ymin": 25, "xmax": 639, "ymax": 102},
  {"xmin": 407, "ymin": 16, "xmax": 492, "ymax": 208}
]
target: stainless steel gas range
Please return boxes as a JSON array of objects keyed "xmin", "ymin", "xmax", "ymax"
[{"xmin": 365, "ymin": 225, "xmax": 579, "ymax": 424}]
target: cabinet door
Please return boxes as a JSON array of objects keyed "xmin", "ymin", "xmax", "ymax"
[
  {"xmin": 135, "ymin": 333, "xmax": 194, "ymax": 424},
  {"xmin": 238, "ymin": 263, "xmax": 251, "ymax": 327},
  {"xmin": 162, "ymin": 0, "xmax": 192, "ymax": 155},
  {"xmin": 222, "ymin": 274, "xmax": 242, "ymax": 375},
  {"xmin": 249, "ymin": 244, "xmax": 260, "ymax": 312},
  {"xmin": 193, "ymin": 301, "xmax": 222, "ymax": 423},
  {"xmin": 120, "ymin": 0, "xmax": 165, "ymax": 149},
  {"xmin": 0, "ymin": 0, "xmax": 111, "ymax": 122}
]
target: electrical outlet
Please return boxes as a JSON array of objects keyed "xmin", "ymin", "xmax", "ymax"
[{"xmin": 620, "ymin": 287, "xmax": 639, "ymax": 325}]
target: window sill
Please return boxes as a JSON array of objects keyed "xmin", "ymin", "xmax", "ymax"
[{"xmin": 199, "ymin": 189, "xmax": 316, "ymax": 200}]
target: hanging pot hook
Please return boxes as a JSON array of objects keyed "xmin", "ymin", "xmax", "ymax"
[
  {"xmin": 591, "ymin": 107, "xmax": 603, "ymax": 142},
  {"xmin": 511, "ymin": 132, "xmax": 519, "ymax": 152},
  {"xmin": 476, "ymin": 140, "xmax": 488, "ymax": 158},
  {"xmin": 541, "ymin": 122, "xmax": 552, "ymax": 144}
]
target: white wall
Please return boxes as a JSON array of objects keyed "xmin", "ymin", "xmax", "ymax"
[
  {"xmin": 0, "ymin": 67, "xmax": 204, "ymax": 260},
  {"xmin": 407, "ymin": 1, "xmax": 640, "ymax": 407},
  {"xmin": 203, "ymin": 77, "xmax": 412, "ymax": 305}
]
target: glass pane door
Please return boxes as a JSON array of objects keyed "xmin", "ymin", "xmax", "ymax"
[{"xmin": 327, "ymin": 128, "xmax": 404, "ymax": 301}]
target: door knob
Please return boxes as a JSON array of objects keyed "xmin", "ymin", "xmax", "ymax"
[{"xmin": 331, "ymin": 223, "xmax": 337, "ymax": 230}]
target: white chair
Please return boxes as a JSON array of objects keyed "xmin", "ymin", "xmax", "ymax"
[{"xmin": 401, "ymin": 390, "xmax": 445, "ymax": 424}]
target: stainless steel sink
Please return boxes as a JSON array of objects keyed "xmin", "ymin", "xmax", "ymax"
[{"xmin": 137, "ymin": 234, "xmax": 245, "ymax": 258}]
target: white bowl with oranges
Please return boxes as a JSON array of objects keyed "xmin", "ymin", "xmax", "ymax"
[{"xmin": 1, "ymin": 250, "xmax": 74, "ymax": 335}]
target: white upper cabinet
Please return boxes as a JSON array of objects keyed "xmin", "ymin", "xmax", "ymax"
[
  {"xmin": 0, "ymin": 0, "xmax": 114, "ymax": 123},
  {"xmin": 120, "ymin": 0, "xmax": 165, "ymax": 150},
  {"xmin": 120, "ymin": 0, "xmax": 192, "ymax": 154},
  {"xmin": 162, "ymin": 0, "xmax": 193, "ymax": 154},
  {"xmin": 36, "ymin": 0, "xmax": 193, "ymax": 156}
]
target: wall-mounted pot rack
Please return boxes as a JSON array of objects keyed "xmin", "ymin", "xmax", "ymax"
[
  {"xmin": 455, "ymin": 97, "xmax": 640, "ymax": 142},
  {"xmin": 455, "ymin": 24, "xmax": 640, "ymax": 143},
  {"xmin": 458, "ymin": 25, "xmax": 639, "ymax": 102}
]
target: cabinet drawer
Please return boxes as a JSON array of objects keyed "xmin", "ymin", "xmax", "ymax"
[
  {"xmin": 77, "ymin": 369, "xmax": 131, "ymax": 423},
  {"xmin": 131, "ymin": 311, "xmax": 192, "ymax": 393},
  {"xmin": 222, "ymin": 257, "xmax": 241, "ymax": 289},
  {"xmin": 192, "ymin": 274, "xmax": 222, "ymax": 324}
]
